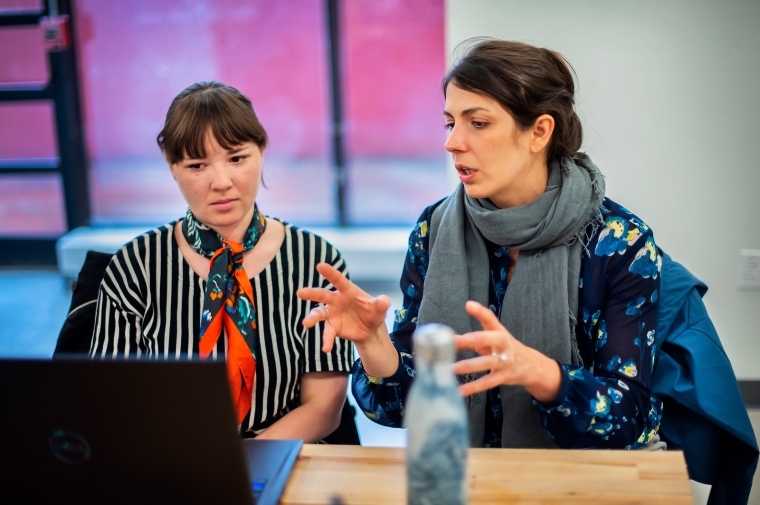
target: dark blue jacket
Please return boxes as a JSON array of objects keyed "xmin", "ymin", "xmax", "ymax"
[{"xmin": 654, "ymin": 252, "xmax": 758, "ymax": 505}]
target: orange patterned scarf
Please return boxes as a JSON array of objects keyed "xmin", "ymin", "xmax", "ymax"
[{"xmin": 183, "ymin": 205, "xmax": 266, "ymax": 424}]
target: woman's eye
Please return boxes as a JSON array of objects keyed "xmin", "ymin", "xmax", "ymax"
[
  {"xmin": 230, "ymin": 155, "xmax": 247, "ymax": 163},
  {"xmin": 472, "ymin": 121, "xmax": 487, "ymax": 129},
  {"xmin": 188, "ymin": 163, "xmax": 203, "ymax": 169},
  {"xmin": 445, "ymin": 123, "xmax": 454, "ymax": 131}
]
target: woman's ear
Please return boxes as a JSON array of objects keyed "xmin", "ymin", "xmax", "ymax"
[{"xmin": 530, "ymin": 114, "xmax": 555, "ymax": 154}]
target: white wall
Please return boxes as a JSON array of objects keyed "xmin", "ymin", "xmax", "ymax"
[{"xmin": 446, "ymin": 0, "xmax": 760, "ymax": 379}]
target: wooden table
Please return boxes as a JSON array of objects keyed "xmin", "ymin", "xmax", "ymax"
[{"xmin": 280, "ymin": 445, "xmax": 693, "ymax": 504}]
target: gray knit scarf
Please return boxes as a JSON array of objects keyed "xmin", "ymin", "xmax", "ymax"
[{"xmin": 417, "ymin": 154, "xmax": 605, "ymax": 448}]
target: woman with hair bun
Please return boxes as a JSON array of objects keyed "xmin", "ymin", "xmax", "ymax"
[{"xmin": 298, "ymin": 39, "xmax": 664, "ymax": 449}]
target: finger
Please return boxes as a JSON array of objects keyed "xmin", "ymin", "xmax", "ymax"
[
  {"xmin": 465, "ymin": 301, "xmax": 504, "ymax": 332},
  {"xmin": 373, "ymin": 294, "xmax": 391, "ymax": 315},
  {"xmin": 454, "ymin": 331, "xmax": 506, "ymax": 352},
  {"xmin": 322, "ymin": 320, "xmax": 336, "ymax": 353},
  {"xmin": 452, "ymin": 355, "xmax": 503, "ymax": 375},
  {"xmin": 296, "ymin": 287, "xmax": 335, "ymax": 305},
  {"xmin": 458, "ymin": 372, "xmax": 505, "ymax": 397},
  {"xmin": 302, "ymin": 305, "xmax": 329, "ymax": 328},
  {"xmin": 316, "ymin": 263, "xmax": 353, "ymax": 292}
]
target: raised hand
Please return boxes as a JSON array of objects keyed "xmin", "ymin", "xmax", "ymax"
[
  {"xmin": 297, "ymin": 263, "xmax": 391, "ymax": 354},
  {"xmin": 453, "ymin": 301, "xmax": 561, "ymax": 403}
]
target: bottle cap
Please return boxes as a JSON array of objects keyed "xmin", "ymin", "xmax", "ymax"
[{"xmin": 413, "ymin": 323, "xmax": 456, "ymax": 361}]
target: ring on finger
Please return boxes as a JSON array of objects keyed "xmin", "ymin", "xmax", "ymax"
[
  {"xmin": 491, "ymin": 352, "xmax": 508, "ymax": 368},
  {"xmin": 318, "ymin": 303, "xmax": 329, "ymax": 319}
]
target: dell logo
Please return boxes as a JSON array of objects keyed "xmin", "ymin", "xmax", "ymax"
[{"xmin": 49, "ymin": 429, "xmax": 92, "ymax": 464}]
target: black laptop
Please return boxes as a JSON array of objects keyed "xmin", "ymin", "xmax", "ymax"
[{"xmin": 0, "ymin": 358, "xmax": 302, "ymax": 504}]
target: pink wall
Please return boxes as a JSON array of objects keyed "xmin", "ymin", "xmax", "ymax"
[
  {"xmin": 0, "ymin": 25, "xmax": 47, "ymax": 84},
  {"xmin": 343, "ymin": 0, "xmax": 445, "ymax": 157},
  {"xmin": 0, "ymin": 23, "xmax": 56, "ymax": 159},
  {"xmin": 1, "ymin": 0, "xmax": 444, "ymax": 161},
  {"xmin": 0, "ymin": 0, "xmax": 42, "ymax": 12},
  {"xmin": 0, "ymin": 0, "xmax": 446, "ymax": 231},
  {"xmin": 73, "ymin": 0, "xmax": 331, "ymax": 159},
  {"xmin": 72, "ymin": 0, "xmax": 445, "ymax": 160}
]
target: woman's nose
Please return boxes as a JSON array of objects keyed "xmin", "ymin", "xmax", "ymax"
[
  {"xmin": 444, "ymin": 125, "xmax": 464, "ymax": 153},
  {"xmin": 209, "ymin": 164, "xmax": 234, "ymax": 190}
]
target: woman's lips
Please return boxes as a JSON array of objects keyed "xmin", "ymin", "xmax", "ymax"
[
  {"xmin": 210, "ymin": 198, "xmax": 237, "ymax": 211},
  {"xmin": 457, "ymin": 166, "xmax": 477, "ymax": 183}
]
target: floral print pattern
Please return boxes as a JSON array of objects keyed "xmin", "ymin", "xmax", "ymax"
[{"xmin": 351, "ymin": 197, "xmax": 663, "ymax": 449}]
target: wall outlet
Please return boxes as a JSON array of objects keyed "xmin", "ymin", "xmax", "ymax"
[{"xmin": 738, "ymin": 250, "xmax": 760, "ymax": 289}]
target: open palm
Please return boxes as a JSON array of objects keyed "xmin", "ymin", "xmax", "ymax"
[{"xmin": 297, "ymin": 263, "xmax": 391, "ymax": 353}]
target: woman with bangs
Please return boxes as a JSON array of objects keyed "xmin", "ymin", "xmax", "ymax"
[{"xmin": 89, "ymin": 82, "xmax": 353, "ymax": 442}]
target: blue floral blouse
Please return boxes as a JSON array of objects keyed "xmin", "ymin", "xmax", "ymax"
[{"xmin": 351, "ymin": 197, "xmax": 664, "ymax": 449}]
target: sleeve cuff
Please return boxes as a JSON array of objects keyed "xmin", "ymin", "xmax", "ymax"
[
  {"xmin": 363, "ymin": 347, "xmax": 410, "ymax": 385},
  {"xmin": 535, "ymin": 361, "xmax": 571, "ymax": 409}
]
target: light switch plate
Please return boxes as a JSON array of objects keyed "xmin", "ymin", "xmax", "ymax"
[{"xmin": 738, "ymin": 250, "xmax": 760, "ymax": 289}]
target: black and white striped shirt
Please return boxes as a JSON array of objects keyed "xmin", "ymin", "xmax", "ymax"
[{"xmin": 90, "ymin": 219, "xmax": 354, "ymax": 435}]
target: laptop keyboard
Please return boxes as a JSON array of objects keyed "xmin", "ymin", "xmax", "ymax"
[{"xmin": 251, "ymin": 479, "xmax": 267, "ymax": 499}]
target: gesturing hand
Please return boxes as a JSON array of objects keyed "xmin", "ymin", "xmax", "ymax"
[
  {"xmin": 453, "ymin": 301, "xmax": 561, "ymax": 403},
  {"xmin": 297, "ymin": 263, "xmax": 391, "ymax": 353}
]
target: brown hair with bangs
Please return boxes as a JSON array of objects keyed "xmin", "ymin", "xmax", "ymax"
[
  {"xmin": 443, "ymin": 39, "xmax": 582, "ymax": 164},
  {"xmin": 157, "ymin": 81, "xmax": 268, "ymax": 165}
]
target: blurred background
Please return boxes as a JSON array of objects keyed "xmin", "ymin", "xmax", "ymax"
[
  {"xmin": 0, "ymin": 0, "xmax": 449, "ymax": 232},
  {"xmin": 1, "ymin": 1, "xmax": 759, "ymax": 500}
]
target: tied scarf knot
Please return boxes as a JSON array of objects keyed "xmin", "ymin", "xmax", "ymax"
[{"xmin": 183, "ymin": 205, "xmax": 266, "ymax": 424}]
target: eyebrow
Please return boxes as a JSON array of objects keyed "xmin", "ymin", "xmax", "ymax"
[
  {"xmin": 443, "ymin": 107, "xmax": 491, "ymax": 118},
  {"xmin": 183, "ymin": 145, "xmax": 249, "ymax": 162}
]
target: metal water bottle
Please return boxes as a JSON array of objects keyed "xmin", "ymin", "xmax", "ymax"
[{"xmin": 405, "ymin": 324, "xmax": 468, "ymax": 505}]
